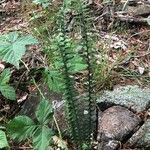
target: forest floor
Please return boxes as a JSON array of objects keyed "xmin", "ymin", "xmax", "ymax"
[{"xmin": 0, "ymin": 0, "xmax": 150, "ymax": 149}]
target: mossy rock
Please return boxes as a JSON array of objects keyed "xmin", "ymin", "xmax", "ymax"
[{"xmin": 97, "ymin": 85, "xmax": 150, "ymax": 113}]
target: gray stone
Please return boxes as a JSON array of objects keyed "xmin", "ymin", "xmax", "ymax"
[
  {"xmin": 127, "ymin": 119, "xmax": 150, "ymax": 149},
  {"xmin": 119, "ymin": 148, "xmax": 145, "ymax": 150},
  {"xmin": 97, "ymin": 106, "xmax": 141, "ymax": 142},
  {"xmin": 127, "ymin": 4, "xmax": 150, "ymax": 16},
  {"xmin": 19, "ymin": 87, "xmax": 63, "ymax": 117},
  {"xmin": 97, "ymin": 85, "xmax": 150, "ymax": 113}
]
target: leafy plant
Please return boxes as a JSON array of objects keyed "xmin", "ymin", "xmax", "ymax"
[
  {"xmin": 53, "ymin": 31, "xmax": 82, "ymax": 148},
  {"xmin": 0, "ymin": 130, "xmax": 9, "ymax": 149},
  {"xmin": 43, "ymin": 34, "xmax": 87, "ymax": 93},
  {"xmin": 43, "ymin": 68, "xmax": 64, "ymax": 93},
  {"xmin": 72, "ymin": 0, "xmax": 96, "ymax": 145},
  {"xmin": 0, "ymin": 69, "xmax": 16, "ymax": 100},
  {"xmin": 47, "ymin": 0, "xmax": 96, "ymax": 149},
  {"xmin": 0, "ymin": 32, "xmax": 38, "ymax": 69},
  {"xmin": 7, "ymin": 100, "xmax": 54, "ymax": 150},
  {"xmin": 32, "ymin": 0, "xmax": 97, "ymax": 149},
  {"xmin": 28, "ymin": 0, "xmax": 96, "ymax": 149}
]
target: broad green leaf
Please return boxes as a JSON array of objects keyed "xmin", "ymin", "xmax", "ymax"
[
  {"xmin": 7, "ymin": 116, "xmax": 36, "ymax": 141},
  {"xmin": 44, "ymin": 69, "xmax": 64, "ymax": 93},
  {"xmin": 36, "ymin": 100, "xmax": 53, "ymax": 124},
  {"xmin": 0, "ymin": 69, "xmax": 11, "ymax": 85},
  {"xmin": 33, "ymin": 126, "xmax": 53, "ymax": 150},
  {"xmin": 0, "ymin": 32, "xmax": 38, "ymax": 68},
  {"xmin": 0, "ymin": 69, "xmax": 16, "ymax": 100},
  {"xmin": 0, "ymin": 130, "xmax": 9, "ymax": 149},
  {"xmin": 0, "ymin": 85, "xmax": 16, "ymax": 100}
]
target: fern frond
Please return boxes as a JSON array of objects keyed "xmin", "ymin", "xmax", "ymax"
[
  {"xmin": 54, "ymin": 0, "xmax": 96, "ymax": 148},
  {"xmin": 73, "ymin": 0, "xmax": 96, "ymax": 145},
  {"xmin": 56, "ymin": 1, "xmax": 83, "ymax": 148}
]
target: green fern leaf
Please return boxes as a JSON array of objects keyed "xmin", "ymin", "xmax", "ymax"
[
  {"xmin": 0, "ymin": 69, "xmax": 16, "ymax": 100},
  {"xmin": 0, "ymin": 32, "xmax": 38, "ymax": 69},
  {"xmin": 0, "ymin": 130, "xmax": 9, "ymax": 149},
  {"xmin": 35, "ymin": 100, "xmax": 53, "ymax": 124},
  {"xmin": 7, "ymin": 116, "xmax": 36, "ymax": 141},
  {"xmin": 33, "ymin": 126, "xmax": 53, "ymax": 150}
]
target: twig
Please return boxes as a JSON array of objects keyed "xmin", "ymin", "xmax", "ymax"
[
  {"xmin": 127, "ymin": 30, "xmax": 150, "ymax": 41},
  {"xmin": 21, "ymin": 59, "xmax": 45, "ymax": 99},
  {"xmin": 115, "ymin": 14, "xmax": 148, "ymax": 24},
  {"xmin": 53, "ymin": 115, "xmax": 62, "ymax": 139},
  {"xmin": 122, "ymin": 0, "xmax": 130, "ymax": 11},
  {"xmin": 32, "ymin": 78, "xmax": 45, "ymax": 99}
]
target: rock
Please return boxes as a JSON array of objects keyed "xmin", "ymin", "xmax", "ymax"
[
  {"xmin": 119, "ymin": 149, "xmax": 142, "ymax": 150},
  {"xmin": 97, "ymin": 85, "xmax": 150, "ymax": 113},
  {"xmin": 98, "ymin": 140, "xmax": 120, "ymax": 150},
  {"xmin": 126, "ymin": 119, "xmax": 150, "ymax": 149},
  {"xmin": 97, "ymin": 106, "xmax": 141, "ymax": 142},
  {"xmin": 126, "ymin": 4, "xmax": 150, "ymax": 16},
  {"xmin": 19, "ymin": 87, "xmax": 63, "ymax": 116}
]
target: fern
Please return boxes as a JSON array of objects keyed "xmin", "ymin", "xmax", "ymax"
[
  {"xmin": 29, "ymin": 0, "xmax": 96, "ymax": 148},
  {"xmin": 57, "ymin": 32, "xmax": 82, "ymax": 148},
  {"xmin": 54, "ymin": 1, "xmax": 84, "ymax": 148},
  {"xmin": 69, "ymin": 0, "xmax": 96, "ymax": 145},
  {"xmin": 49, "ymin": 0, "xmax": 96, "ymax": 148}
]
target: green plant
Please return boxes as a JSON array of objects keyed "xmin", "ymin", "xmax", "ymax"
[
  {"xmin": 43, "ymin": 34, "xmax": 87, "ymax": 93},
  {"xmin": 76, "ymin": 0, "xmax": 96, "ymax": 141},
  {"xmin": 28, "ymin": 0, "xmax": 96, "ymax": 149},
  {"xmin": 45, "ymin": 0, "xmax": 96, "ymax": 149},
  {"xmin": 0, "ymin": 129, "xmax": 9, "ymax": 149},
  {"xmin": 0, "ymin": 32, "xmax": 38, "ymax": 69},
  {"xmin": 7, "ymin": 99, "xmax": 54, "ymax": 150},
  {"xmin": 0, "ymin": 69, "xmax": 16, "ymax": 100}
]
